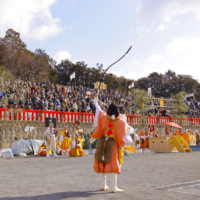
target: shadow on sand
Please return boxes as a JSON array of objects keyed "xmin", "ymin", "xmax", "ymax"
[{"xmin": 0, "ymin": 190, "xmax": 106, "ymax": 200}]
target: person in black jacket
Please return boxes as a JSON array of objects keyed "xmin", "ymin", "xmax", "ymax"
[
  {"xmin": 25, "ymin": 98, "xmax": 33, "ymax": 109},
  {"xmin": 90, "ymin": 101, "xmax": 95, "ymax": 113},
  {"xmin": 8, "ymin": 97, "xmax": 14, "ymax": 108},
  {"xmin": 32, "ymin": 97, "xmax": 39, "ymax": 110},
  {"xmin": 40, "ymin": 100, "xmax": 45, "ymax": 110},
  {"xmin": 81, "ymin": 101, "xmax": 87, "ymax": 113}
]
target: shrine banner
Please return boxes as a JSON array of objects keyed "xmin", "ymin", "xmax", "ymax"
[
  {"xmin": 160, "ymin": 99, "xmax": 164, "ymax": 107},
  {"xmin": 189, "ymin": 135, "xmax": 196, "ymax": 146}
]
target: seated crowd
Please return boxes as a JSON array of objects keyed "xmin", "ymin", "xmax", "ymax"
[
  {"xmin": 0, "ymin": 79, "xmax": 133, "ymax": 114},
  {"xmin": 0, "ymin": 79, "xmax": 198, "ymax": 118}
]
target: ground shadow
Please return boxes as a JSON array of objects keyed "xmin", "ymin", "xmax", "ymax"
[{"xmin": 0, "ymin": 190, "xmax": 104, "ymax": 200}]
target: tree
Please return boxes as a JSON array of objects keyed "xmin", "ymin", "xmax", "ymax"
[
  {"xmin": 56, "ymin": 60, "xmax": 88, "ymax": 86},
  {"xmin": 165, "ymin": 70, "xmax": 176, "ymax": 81},
  {"xmin": 49, "ymin": 66, "xmax": 58, "ymax": 84},
  {"xmin": 171, "ymin": 91, "xmax": 188, "ymax": 125},
  {"xmin": 4, "ymin": 29, "xmax": 27, "ymax": 50},
  {"xmin": 0, "ymin": 29, "xmax": 27, "ymax": 73},
  {"xmin": 136, "ymin": 70, "xmax": 200, "ymax": 101},
  {"xmin": 33, "ymin": 49, "xmax": 54, "ymax": 82},
  {"xmin": 0, "ymin": 29, "xmax": 57, "ymax": 83},
  {"xmin": 131, "ymin": 89, "xmax": 151, "ymax": 127},
  {"xmin": 0, "ymin": 66, "xmax": 14, "ymax": 82}
]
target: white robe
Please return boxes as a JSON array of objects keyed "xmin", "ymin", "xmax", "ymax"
[{"xmin": 44, "ymin": 128, "xmax": 56, "ymax": 152}]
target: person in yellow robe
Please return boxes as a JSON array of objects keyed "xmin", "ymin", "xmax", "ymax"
[
  {"xmin": 38, "ymin": 142, "xmax": 47, "ymax": 156},
  {"xmin": 78, "ymin": 129, "xmax": 84, "ymax": 147},
  {"xmin": 60, "ymin": 126, "xmax": 71, "ymax": 154},
  {"xmin": 73, "ymin": 126, "xmax": 80, "ymax": 137},
  {"xmin": 56, "ymin": 141, "xmax": 68, "ymax": 155},
  {"xmin": 69, "ymin": 133, "xmax": 84, "ymax": 157},
  {"xmin": 38, "ymin": 142, "xmax": 52, "ymax": 156},
  {"xmin": 75, "ymin": 138, "xmax": 84, "ymax": 157}
]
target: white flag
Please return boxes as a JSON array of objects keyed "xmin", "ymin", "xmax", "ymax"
[
  {"xmin": 70, "ymin": 72, "xmax": 75, "ymax": 80},
  {"xmin": 128, "ymin": 82, "xmax": 134, "ymax": 89},
  {"xmin": 186, "ymin": 93, "xmax": 194, "ymax": 98},
  {"xmin": 148, "ymin": 88, "xmax": 152, "ymax": 97}
]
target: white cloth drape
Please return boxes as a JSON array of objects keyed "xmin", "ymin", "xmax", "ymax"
[{"xmin": 0, "ymin": 148, "xmax": 13, "ymax": 157}]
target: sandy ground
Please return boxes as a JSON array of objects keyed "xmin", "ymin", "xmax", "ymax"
[{"xmin": 0, "ymin": 152, "xmax": 200, "ymax": 200}]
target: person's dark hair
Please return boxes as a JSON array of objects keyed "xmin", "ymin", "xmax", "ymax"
[{"xmin": 107, "ymin": 103, "xmax": 119, "ymax": 117}]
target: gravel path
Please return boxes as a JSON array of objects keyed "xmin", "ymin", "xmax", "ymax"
[{"xmin": 0, "ymin": 152, "xmax": 200, "ymax": 200}]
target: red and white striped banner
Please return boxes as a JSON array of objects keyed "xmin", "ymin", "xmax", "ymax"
[{"xmin": 0, "ymin": 109, "xmax": 199, "ymax": 125}]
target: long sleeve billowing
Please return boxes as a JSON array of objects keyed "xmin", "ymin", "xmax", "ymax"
[
  {"xmin": 123, "ymin": 126, "xmax": 134, "ymax": 144},
  {"xmin": 112, "ymin": 120, "xmax": 129, "ymax": 148},
  {"xmin": 91, "ymin": 110, "xmax": 107, "ymax": 140},
  {"xmin": 60, "ymin": 134, "xmax": 64, "ymax": 142},
  {"xmin": 44, "ymin": 128, "xmax": 49, "ymax": 137},
  {"xmin": 94, "ymin": 98, "xmax": 102, "ymax": 128},
  {"xmin": 119, "ymin": 114, "xmax": 133, "ymax": 145}
]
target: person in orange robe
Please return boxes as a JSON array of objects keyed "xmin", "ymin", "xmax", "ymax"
[
  {"xmin": 152, "ymin": 126, "xmax": 158, "ymax": 137},
  {"xmin": 164, "ymin": 127, "xmax": 170, "ymax": 137},
  {"xmin": 139, "ymin": 129, "xmax": 145, "ymax": 148},
  {"xmin": 91, "ymin": 98, "xmax": 130, "ymax": 193},
  {"xmin": 144, "ymin": 131, "xmax": 149, "ymax": 148},
  {"xmin": 135, "ymin": 130, "xmax": 139, "ymax": 147}
]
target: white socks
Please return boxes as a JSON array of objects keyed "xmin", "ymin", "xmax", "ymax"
[
  {"xmin": 100, "ymin": 173, "xmax": 124, "ymax": 192},
  {"xmin": 100, "ymin": 173, "xmax": 109, "ymax": 191},
  {"xmin": 110, "ymin": 173, "xmax": 124, "ymax": 193}
]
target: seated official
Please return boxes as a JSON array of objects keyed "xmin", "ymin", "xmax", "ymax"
[
  {"xmin": 69, "ymin": 133, "xmax": 84, "ymax": 157},
  {"xmin": 56, "ymin": 141, "xmax": 68, "ymax": 155},
  {"xmin": 38, "ymin": 142, "xmax": 48, "ymax": 156}
]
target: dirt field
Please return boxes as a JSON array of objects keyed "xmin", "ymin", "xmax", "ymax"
[{"xmin": 0, "ymin": 152, "xmax": 200, "ymax": 200}]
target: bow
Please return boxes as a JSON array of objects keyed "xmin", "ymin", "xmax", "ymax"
[{"xmin": 98, "ymin": 46, "xmax": 132, "ymax": 91}]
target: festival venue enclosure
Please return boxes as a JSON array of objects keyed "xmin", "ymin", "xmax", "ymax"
[{"xmin": 0, "ymin": 109, "xmax": 199, "ymax": 126}]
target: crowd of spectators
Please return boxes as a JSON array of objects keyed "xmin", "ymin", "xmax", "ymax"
[
  {"xmin": 0, "ymin": 79, "xmax": 133, "ymax": 114},
  {"xmin": 0, "ymin": 79, "xmax": 198, "ymax": 118},
  {"xmin": 149, "ymin": 98, "xmax": 200, "ymax": 119},
  {"xmin": 147, "ymin": 99, "xmax": 174, "ymax": 117},
  {"xmin": 183, "ymin": 100, "xmax": 200, "ymax": 119}
]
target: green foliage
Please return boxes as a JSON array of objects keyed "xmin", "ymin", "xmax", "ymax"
[
  {"xmin": 131, "ymin": 89, "xmax": 151, "ymax": 125},
  {"xmin": 49, "ymin": 66, "xmax": 58, "ymax": 84},
  {"xmin": 56, "ymin": 60, "xmax": 87, "ymax": 86},
  {"xmin": 136, "ymin": 70, "xmax": 200, "ymax": 100},
  {"xmin": 0, "ymin": 66, "xmax": 14, "ymax": 82},
  {"xmin": 171, "ymin": 91, "xmax": 188, "ymax": 119}
]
